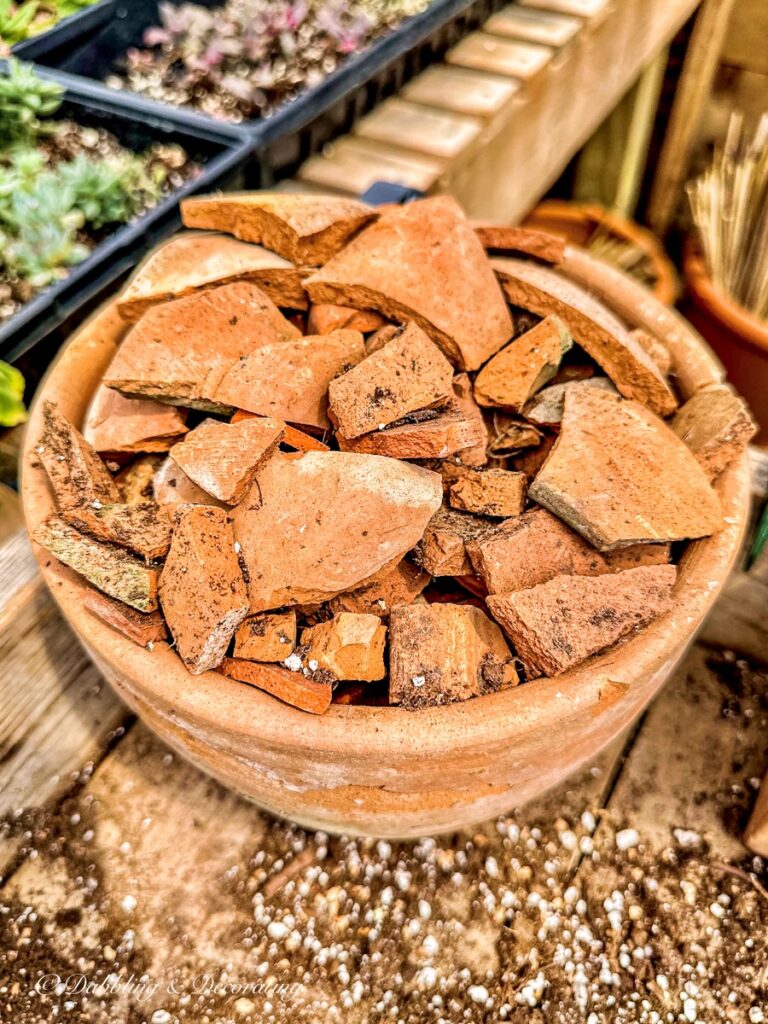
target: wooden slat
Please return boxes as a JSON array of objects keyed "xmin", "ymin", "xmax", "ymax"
[
  {"xmin": 518, "ymin": 0, "xmax": 613, "ymax": 24},
  {"xmin": 596, "ymin": 642, "xmax": 768, "ymax": 859},
  {"xmin": 445, "ymin": 32, "xmax": 555, "ymax": 79},
  {"xmin": 353, "ymin": 98, "xmax": 484, "ymax": 160},
  {"xmin": 443, "ymin": 0, "xmax": 701, "ymax": 220},
  {"xmin": 697, "ymin": 570, "xmax": 768, "ymax": 664},
  {"xmin": 299, "ymin": 136, "xmax": 445, "ymax": 195},
  {"xmin": 401, "ymin": 65, "xmax": 522, "ymax": 118},
  {"xmin": 484, "ymin": 5, "xmax": 583, "ymax": 47},
  {"xmin": 0, "ymin": 504, "xmax": 126, "ymax": 876},
  {"xmin": 647, "ymin": 0, "xmax": 738, "ymax": 235}
]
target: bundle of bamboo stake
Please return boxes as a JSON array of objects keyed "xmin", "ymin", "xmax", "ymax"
[{"xmin": 687, "ymin": 112, "xmax": 768, "ymax": 321}]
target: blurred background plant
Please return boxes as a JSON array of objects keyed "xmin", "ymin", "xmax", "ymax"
[
  {"xmin": 110, "ymin": 0, "xmax": 431, "ymax": 120},
  {"xmin": 0, "ymin": 360, "xmax": 26, "ymax": 427},
  {"xmin": 687, "ymin": 112, "xmax": 768, "ymax": 320},
  {"xmin": 0, "ymin": 0, "xmax": 101, "ymax": 48}
]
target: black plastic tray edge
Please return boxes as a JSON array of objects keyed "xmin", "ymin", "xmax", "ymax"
[
  {"xmin": 22, "ymin": 0, "xmax": 481, "ymax": 141},
  {"xmin": 10, "ymin": 0, "xmax": 116, "ymax": 60},
  {"xmin": 0, "ymin": 75, "xmax": 256, "ymax": 363}
]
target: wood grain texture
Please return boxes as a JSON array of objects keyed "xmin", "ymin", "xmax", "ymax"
[
  {"xmin": 0, "ymin": 502, "xmax": 126, "ymax": 876},
  {"xmin": 647, "ymin": 0, "xmax": 738, "ymax": 234}
]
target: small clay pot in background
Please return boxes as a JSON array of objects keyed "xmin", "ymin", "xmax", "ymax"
[
  {"xmin": 682, "ymin": 243, "xmax": 768, "ymax": 445},
  {"xmin": 523, "ymin": 199, "xmax": 679, "ymax": 306}
]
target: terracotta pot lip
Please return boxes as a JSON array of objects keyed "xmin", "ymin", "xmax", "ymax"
[
  {"xmin": 20, "ymin": 255, "xmax": 751, "ymax": 761},
  {"xmin": 683, "ymin": 242, "xmax": 768, "ymax": 351},
  {"xmin": 524, "ymin": 200, "xmax": 679, "ymax": 306}
]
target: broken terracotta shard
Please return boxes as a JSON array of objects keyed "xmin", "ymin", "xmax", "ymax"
[
  {"xmin": 451, "ymin": 373, "xmax": 489, "ymax": 466},
  {"xmin": 473, "ymin": 315, "xmax": 572, "ymax": 410},
  {"xmin": 152, "ymin": 456, "xmax": 228, "ymax": 511},
  {"xmin": 328, "ymin": 322, "xmax": 454, "ymax": 438},
  {"xmin": 219, "ymin": 658, "xmax": 332, "ymax": 714},
  {"xmin": 83, "ymin": 385, "xmax": 188, "ymax": 454},
  {"xmin": 36, "ymin": 401, "xmax": 119, "ymax": 511},
  {"xmin": 229, "ymin": 410, "xmax": 330, "ymax": 452},
  {"xmin": 487, "ymin": 564, "xmax": 677, "ymax": 676},
  {"xmin": 306, "ymin": 196, "xmax": 513, "ymax": 370},
  {"xmin": 117, "ymin": 231, "xmax": 307, "ymax": 321},
  {"xmin": 33, "ymin": 515, "xmax": 159, "ymax": 611},
  {"xmin": 487, "ymin": 414, "xmax": 543, "ymax": 456},
  {"xmin": 523, "ymin": 377, "xmax": 617, "ymax": 427},
  {"xmin": 474, "ymin": 223, "xmax": 566, "ymax": 263},
  {"xmin": 529, "ymin": 387, "xmax": 723, "ymax": 550},
  {"xmin": 84, "ymin": 590, "xmax": 168, "ymax": 646},
  {"xmin": 234, "ymin": 610, "xmax": 297, "ymax": 662},
  {"xmin": 170, "ymin": 417, "xmax": 284, "ymax": 504},
  {"xmin": 159, "ymin": 505, "xmax": 249, "ymax": 674},
  {"xmin": 207, "ymin": 330, "xmax": 365, "ymax": 430},
  {"xmin": 416, "ymin": 505, "xmax": 491, "ymax": 576},
  {"xmin": 232, "ymin": 451, "xmax": 442, "ymax": 610},
  {"xmin": 671, "ymin": 384, "xmax": 756, "ymax": 480},
  {"xmin": 366, "ymin": 323, "xmax": 401, "ymax": 356},
  {"xmin": 104, "ymin": 282, "xmax": 300, "ymax": 409},
  {"xmin": 181, "ymin": 193, "xmax": 377, "ymax": 266},
  {"xmin": 629, "ymin": 327, "xmax": 673, "ymax": 378},
  {"xmin": 308, "ymin": 304, "xmax": 387, "ymax": 335},
  {"xmin": 448, "ymin": 467, "xmax": 527, "ymax": 518},
  {"xmin": 337, "ymin": 406, "xmax": 486, "ymax": 460},
  {"xmin": 62, "ymin": 501, "xmax": 172, "ymax": 561},
  {"xmin": 389, "ymin": 602, "xmax": 518, "ymax": 708},
  {"xmin": 327, "ymin": 558, "xmax": 429, "ymax": 618},
  {"xmin": 301, "ymin": 612, "xmax": 387, "ymax": 681},
  {"xmin": 116, "ymin": 454, "xmax": 165, "ymax": 505},
  {"xmin": 493, "ymin": 258, "xmax": 677, "ymax": 416},
  {"xmin": 468, "ymin": 506, "xmax": 670, "ymax": 594}
]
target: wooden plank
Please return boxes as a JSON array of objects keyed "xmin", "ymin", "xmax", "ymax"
[
  {"xmin": 299, "ymin": 136, "xmax": 445, "ymax": 195},
  {"xmin": 401, "ymin": 65, "xmax": 522, "ymax": 118},
  {"xmin": 721, "ymin": 0, "xmax": 768, "ymax": 75},
  {"xmin": 484, "ymin": 5, "xmax": 583, "ymax": 47},
  {"xmin": 0, "ymin": 483, "xmax": 24, "ymax": 546},
  {"xmin": 353, "ymin": 98, "xmax": 484, "ymax": 160},
  {"xmin": 0, "ymin": 503, "xmax": 127, "ymax": 877},
  {"xmin": 519, "ymin": 0, "xmax": 612, "ymax": 22},
  {"xmin": 647, "ymin": 0, "xmax": 738, "ymax": 235},
  {"xmin": 1, "ymin": 722, "xmax": 272, "ymax": 1011},
  {"xmin": 444, "ymin": 0, "xmax": 701, "ymax": 221},
  {"xmin": 697, "ymin": 569, "xmax": 768, "ymax": 664},
  {"xmin": 445, "ymin": 32, "xmax": 555, "ymax": 80},
  {"xmin": 596, "ymin": 643, "xmax": 768, "ymax": 859}
]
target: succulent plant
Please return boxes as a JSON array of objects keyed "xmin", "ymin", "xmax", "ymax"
[
  {"xmin": 0, "ymin": 359, "xmax": 26, "ymax": 428},
  {"xmin": 112, "ymin": 0, "xmax": 431, "ymax": 120},
  {"xmin": 0, "ymin": 59, "xmax": 63, "ymax": 144},
  {"xmin": 0, "ymin": 0, "xmax": 101, "ymax": 46},
  {"xmin": 0, "ymin": 62, "xmax": 193, "ymax": 321}
]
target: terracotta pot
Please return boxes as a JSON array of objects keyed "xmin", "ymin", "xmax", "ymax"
[
  {"xmin": 21, "ymin": 247, "xmax": 750, "ymax": 839},
  {"xmin": 682, "ymin": 245, "xmax": 768, "ymax": 445},
  {"xmin": 524, "ymin": 200, "xmax": 679, "ymax": 306}
]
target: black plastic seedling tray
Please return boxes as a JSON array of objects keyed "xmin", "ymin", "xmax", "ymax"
[
  {"xmin": 27, "ymin": 0, "xmax": 504, "ymax": 180},
  {"xmin": 0, "ymin": 70, "xmax": 254, "ymax": 380},
  {"xmin": 11, "ymin": 0, "xmax": 115, "ymax": 61}
]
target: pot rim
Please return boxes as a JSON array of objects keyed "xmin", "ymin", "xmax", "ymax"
[
  {"xmin": 524, "ymin": 199, "xmax": 679, "ymax": 306},
  {"xmin": 20, "ymin": 251, "xmax": 751, "ymax": 762},
  {"xmin": 683, "ymin": 242, "xmax": 768, "ymax": 353}
]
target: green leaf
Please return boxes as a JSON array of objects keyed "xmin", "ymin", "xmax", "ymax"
[{"xmin": 0, "ymin": 360, "xmax": 26, "ymax": 428}]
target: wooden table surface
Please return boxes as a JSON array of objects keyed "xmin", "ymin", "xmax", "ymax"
[{"xmin": 1, "ymin": 477, "xmax": 767, "ymax": 1024}]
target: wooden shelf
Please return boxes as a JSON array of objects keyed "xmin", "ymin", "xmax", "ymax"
[{"xmin": 299, "ymin": 0, "xmax": 702, "ymax": 221}]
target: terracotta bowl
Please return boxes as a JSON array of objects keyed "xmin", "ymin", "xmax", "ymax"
[{"xmin": 21, "ymin": 243, "xmax": 751, "ymax": 839}]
